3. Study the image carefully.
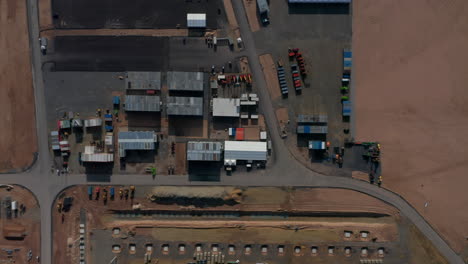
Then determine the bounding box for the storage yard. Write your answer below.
[52,185,449,264]
[0,185,40,263]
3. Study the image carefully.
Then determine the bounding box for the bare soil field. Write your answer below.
[259,54,281,101]
[0,0,37,172]
[353,0,468,256]
[41,28,189,38]
[242,0,261,32]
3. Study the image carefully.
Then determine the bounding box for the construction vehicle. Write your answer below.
[257,0,270,25]
[291,64,302,92]
[119,189,124,200]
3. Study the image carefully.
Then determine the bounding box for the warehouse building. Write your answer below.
[125,72,161,90]
[297,125,328,134]
[187,13,207,28]
[167,96,203,116]
[187,141,223,161]
[297,114,328,124]
[125,95,161,112]
[167,72,205,91]
[212,98,240,117]
[224,141,267,166]
[118,131,157,158]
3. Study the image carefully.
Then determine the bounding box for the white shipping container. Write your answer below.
[11,201,17,210]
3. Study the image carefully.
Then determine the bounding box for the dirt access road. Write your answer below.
[0,0,37,172]
[353,0,468,258]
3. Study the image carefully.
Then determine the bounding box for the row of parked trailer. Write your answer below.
[276,63,290,96]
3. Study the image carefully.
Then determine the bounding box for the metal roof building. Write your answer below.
[167,96,203,116]
[297,114,328,123]
[125,72,161,90]
[187,13,206,28]
[297,125,328,134]
[84,118,102,127]
[187,141,223,161]
[224,141,267,161]
[167,72,205,91]
[118,131,157,158]
[125,95,161,112]
[81,146,114,162]
[212,98,240,117]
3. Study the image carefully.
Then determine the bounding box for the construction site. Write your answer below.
[52,185,449,264]
[0,185,40,263]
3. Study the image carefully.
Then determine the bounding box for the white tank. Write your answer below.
[11,201,17,210]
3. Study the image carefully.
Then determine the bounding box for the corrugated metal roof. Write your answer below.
[167,72,205,91]
[126,72,161,90]
[212,98,240,117]
[187,13,206,28]
[118,131,156,157]
[187,141,222,161]
[224,141,267,161]
[296,114,328,123]
[125,95,161,112]
[167,96,203,116]
[84,118,102,127]
[297,125,328,134]
[81,153,114,162]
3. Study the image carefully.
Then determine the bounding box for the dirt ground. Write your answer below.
[0,0,37,172]
[259,54,281,101]
[0,185,41,263]
[41,28,189,38]
[242,0,261,32]
[38,0,52,30]
[353,0,468,256]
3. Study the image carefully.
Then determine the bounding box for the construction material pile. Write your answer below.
[148,187,242,207]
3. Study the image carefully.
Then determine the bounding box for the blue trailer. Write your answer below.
[342,101,351,117]
[88,186,93,200]
[110,187,115,200]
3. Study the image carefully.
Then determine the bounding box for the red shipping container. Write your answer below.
[235,128,245,141]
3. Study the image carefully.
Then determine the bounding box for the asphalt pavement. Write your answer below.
[8,0,464,263]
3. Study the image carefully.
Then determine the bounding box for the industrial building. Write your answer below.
[187,13,206,28]
[212,98,240,117]
[187,141,223,161]
[297,125,328,134]
[167,96,203,116]
[224,141,267,166]
[125,72,161,90]
[84,118,102,128]
[81,146,114,162]
[167,72,205,91]
[297,114,328,124]
[118,131,157,158]
[125,95,161,112]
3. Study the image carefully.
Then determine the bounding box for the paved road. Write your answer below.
[5,0,461,263]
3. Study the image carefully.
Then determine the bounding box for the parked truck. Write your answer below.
[257,0,270,25]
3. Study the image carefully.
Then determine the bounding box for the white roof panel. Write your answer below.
[187,13,206,28]
[213,98,240,117]
[224,141,267,161]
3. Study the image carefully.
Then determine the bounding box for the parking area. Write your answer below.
[51,0,227,29]
[252,1,353,174]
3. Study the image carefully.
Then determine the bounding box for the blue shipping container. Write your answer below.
[113,96,120,105]
[344,51,352,58]
[110,188,115,196]
[343,101,351,116]
[88,186,93,195]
